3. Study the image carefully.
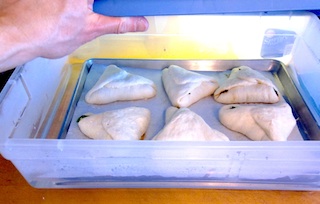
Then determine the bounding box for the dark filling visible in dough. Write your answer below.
[274,88,279,96]
[77,115,89,123]
[220,90,228,94]
[229,106,237,109]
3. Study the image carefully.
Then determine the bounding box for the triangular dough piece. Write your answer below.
[153,107,229,141]
[85,65,156,104]
[162,65,219,108]
[219,103,296,141]
[214,66,280,104]
[78,107,151,140]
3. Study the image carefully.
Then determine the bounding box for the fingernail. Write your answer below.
[136,17,149,31]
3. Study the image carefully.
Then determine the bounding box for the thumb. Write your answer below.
[89,15,149,35]
[116,17,149,33]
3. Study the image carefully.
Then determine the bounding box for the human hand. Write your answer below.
[0,0,149,72]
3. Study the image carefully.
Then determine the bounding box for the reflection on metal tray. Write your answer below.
[60,59,319,141]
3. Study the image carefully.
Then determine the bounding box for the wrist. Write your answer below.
[0,24,38,72]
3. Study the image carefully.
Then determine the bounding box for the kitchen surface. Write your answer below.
[1,6,320,204]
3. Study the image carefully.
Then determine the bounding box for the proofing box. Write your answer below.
[1,12,320,190]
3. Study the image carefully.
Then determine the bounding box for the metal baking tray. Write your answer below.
[59,59,319,141]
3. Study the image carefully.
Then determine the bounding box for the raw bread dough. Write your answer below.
[78,107,151,140]
[214,66,280,104]
[153,107,229,141]
[219,102,296,141]
[85,65,156,104]
[162,65,219,108]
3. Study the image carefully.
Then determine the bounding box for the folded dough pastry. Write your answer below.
[153,107,229,141]
[214,66,280,104]
[78,107,151,140]
[219,103,296,141]
[162,65,219,108]
[85,65,156,104]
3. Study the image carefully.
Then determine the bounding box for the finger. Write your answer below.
[87,0,94,10]
[89,14,149,35]
[117,17,149,33]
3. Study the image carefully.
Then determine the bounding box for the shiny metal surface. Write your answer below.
[88,59,281,71]
[60,59,319,140]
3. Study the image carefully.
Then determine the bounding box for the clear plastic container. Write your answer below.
[0,12,320,190]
